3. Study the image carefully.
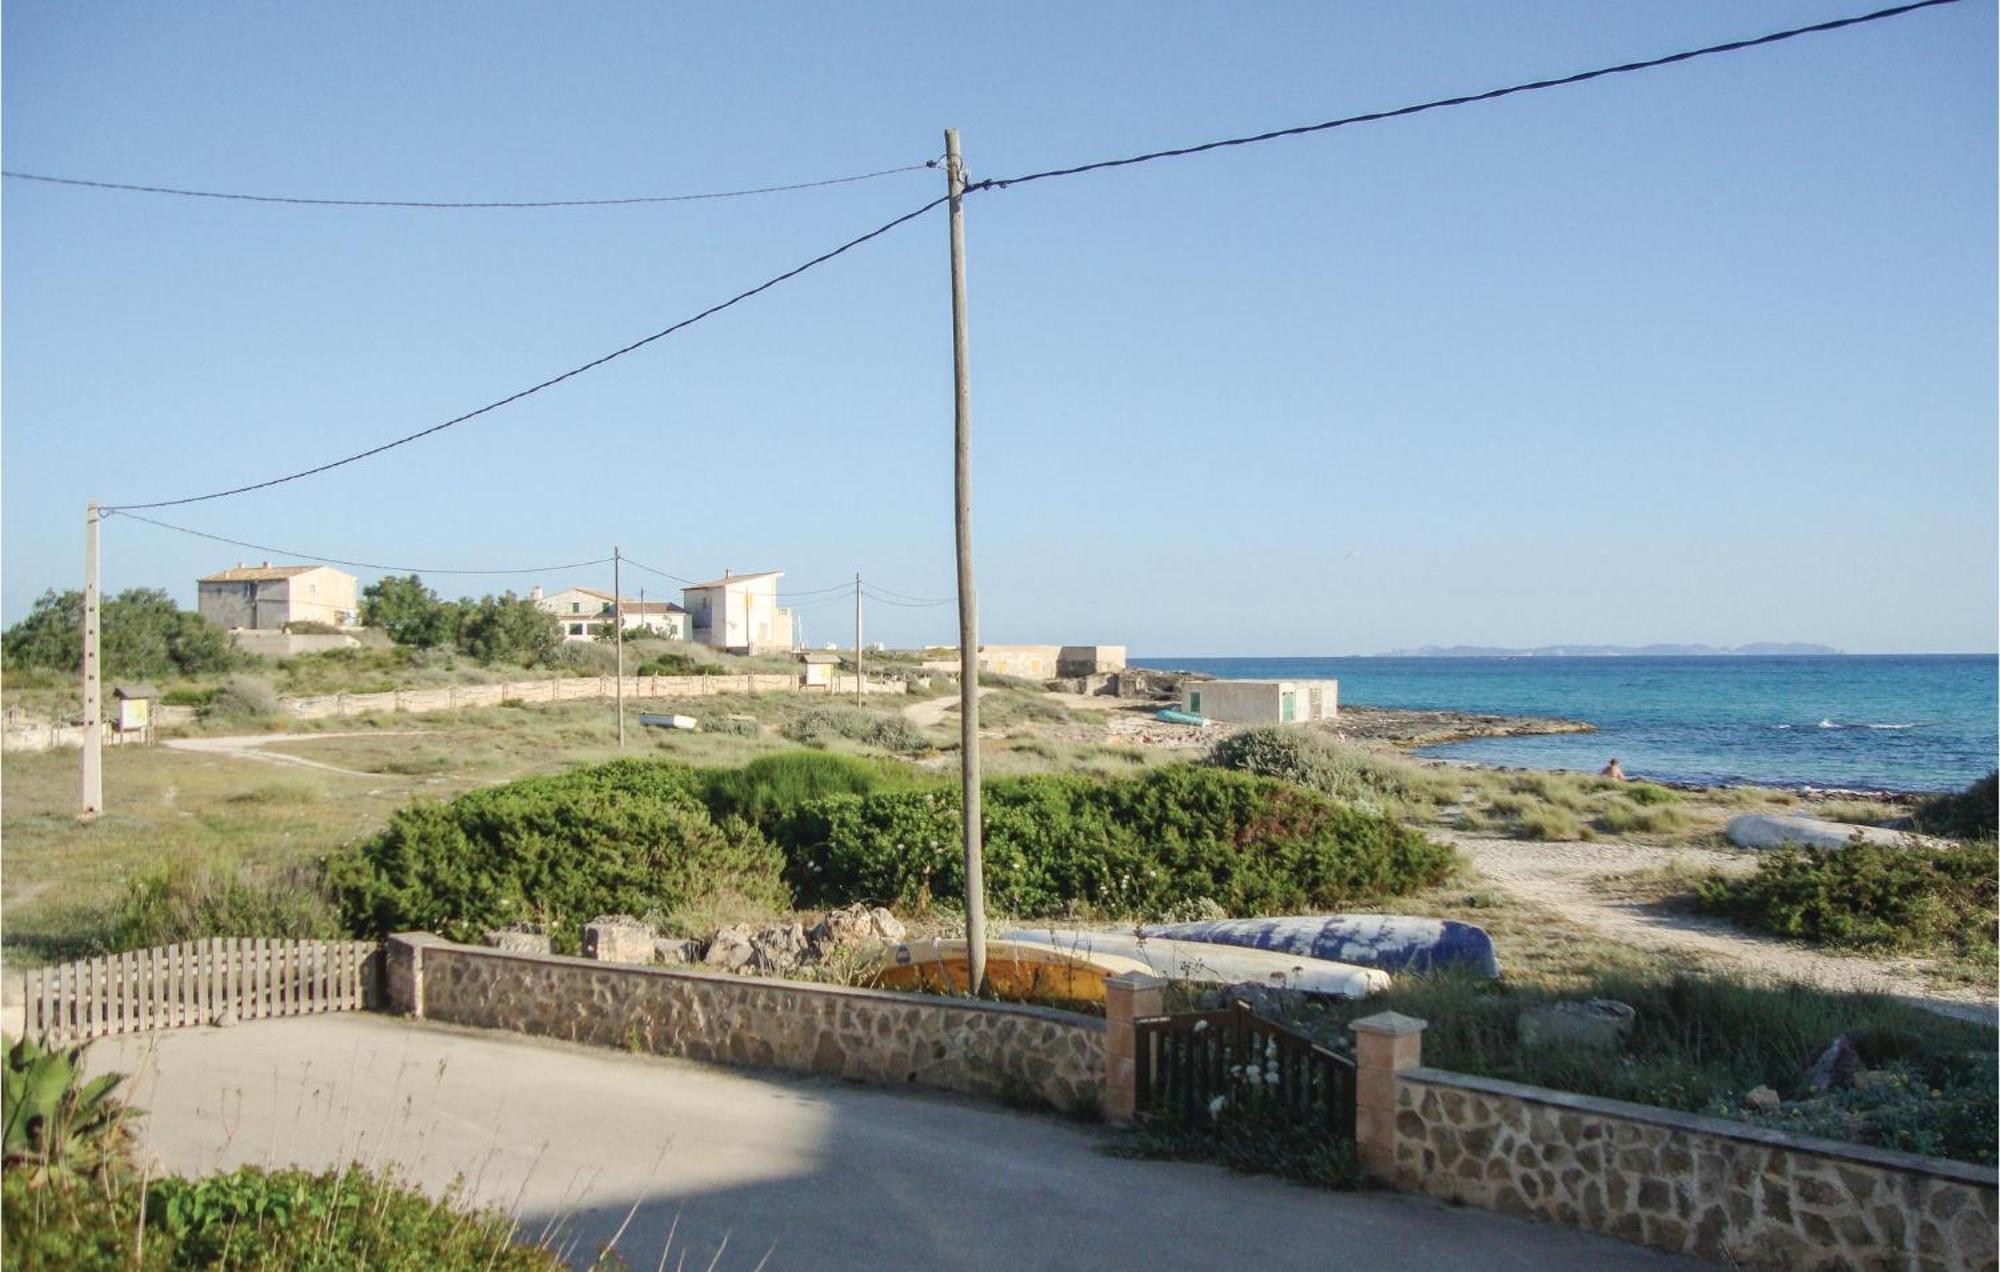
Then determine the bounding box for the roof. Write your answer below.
[627,601,686,615]
[682,570,783,591]
[549,586,615,601]
[797,651,842,663]
[198,563,334,583]
[111,683,160,698]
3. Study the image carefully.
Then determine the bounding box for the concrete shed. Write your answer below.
[1183,679,1338,726]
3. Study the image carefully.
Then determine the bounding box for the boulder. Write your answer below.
[808,904,906,952]
[703,926,757,972]
[1725,814,1939,853]
[1804,1035,1864,1093]
[868,907,907,943]
[1744,1085,1782,1113]
[484,925,552,956]
[653,938,702,966]
[583,916,658,964]
[1518,998,1636,1052]
[748,922,810,972]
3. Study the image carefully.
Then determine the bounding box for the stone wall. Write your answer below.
[1390,1065,1997,1270]
[280,673,802,721]
[387,935,1105,1115]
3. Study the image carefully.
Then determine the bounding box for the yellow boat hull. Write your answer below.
[868,939,1152,1004]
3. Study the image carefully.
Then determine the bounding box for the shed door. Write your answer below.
[1281,691,1296,723]
[1189,690,1202,715]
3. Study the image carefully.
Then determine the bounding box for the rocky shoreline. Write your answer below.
[1333,706,1596,749]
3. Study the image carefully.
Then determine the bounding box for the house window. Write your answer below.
[570,602,581,614]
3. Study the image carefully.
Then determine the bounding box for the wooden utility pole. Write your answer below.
[854,572,864,706]
[80,502,103,821]
[613,546,625,748]
[945,128,987,994]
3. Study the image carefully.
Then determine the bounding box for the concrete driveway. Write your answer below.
[91,1015,1698,1270]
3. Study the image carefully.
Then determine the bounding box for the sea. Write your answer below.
[1128,655,1997,794]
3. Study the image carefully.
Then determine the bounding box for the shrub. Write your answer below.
[636,652,719,677]
[774,764,1457,917]
[699,714,760,736]
[112,860,345,951]
[1591,797,1688,836]
[1694,839,1997,961]
[1206,727,1456,816]
[1514,805,1588,841]
[1913,771,1997,841]
[2,1037,137,1186]
[3,589,237,679]
[700,751,910,831]
[202,675,283,726]
[326,760,787,951]
[782,705,930,754]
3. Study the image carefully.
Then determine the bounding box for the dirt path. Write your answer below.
[900,687,987,729]
[162,731,421,779]
[1441,831,1995,1023]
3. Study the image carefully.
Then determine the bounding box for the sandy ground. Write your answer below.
[161,730,422,778]
[90,1014,1698,1271]
[1443,830,1996,1024]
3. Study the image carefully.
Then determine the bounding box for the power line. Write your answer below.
[103,193,951,512]
[862,588,953,608]
[969,0,1962,192]
[110,509,612,576]
[2,161,937,209]
[864,582,955,604]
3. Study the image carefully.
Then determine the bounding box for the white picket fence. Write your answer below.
[23,938,380,1044]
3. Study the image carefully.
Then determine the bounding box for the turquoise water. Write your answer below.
[1128,656,1997,793]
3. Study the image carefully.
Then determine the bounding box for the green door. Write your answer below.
[1189,690,1202,715]
[1281,691,1296,723]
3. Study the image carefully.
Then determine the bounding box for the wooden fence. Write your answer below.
[22,938,381,1044]
[1134,1000,1357,1139]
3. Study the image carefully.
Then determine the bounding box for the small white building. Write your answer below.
[681,570,794,655]
[798,650,841,690]
[1183,679,1338,726]
[197,563,358,630]
[534,587,689,642]
[623,600,688,641]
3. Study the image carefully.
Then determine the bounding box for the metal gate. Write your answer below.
[1133,1000,1356,1138]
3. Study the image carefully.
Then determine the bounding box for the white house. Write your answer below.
[534,586,689,642]
[1182,679,1338,725]
[623,600,688,641]
[197,563,358,630]
[681,570,794,655]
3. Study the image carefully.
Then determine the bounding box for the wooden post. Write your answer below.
[854,572,864,706]
[613,547,625,749]
[945,128,986,994]
[81,502,103,820]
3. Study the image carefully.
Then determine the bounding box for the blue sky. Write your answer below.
[5,1,1993,655]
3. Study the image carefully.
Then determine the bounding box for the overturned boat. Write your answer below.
[1002,927,1388,998]
[1138,914,1501,979]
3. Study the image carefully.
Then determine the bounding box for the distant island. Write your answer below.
[1376,643,1842,658]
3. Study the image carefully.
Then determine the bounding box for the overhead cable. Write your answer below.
[104,194,951,512]
[969,0,1963,192]
[110,510,611,576]
[2,161,936,209]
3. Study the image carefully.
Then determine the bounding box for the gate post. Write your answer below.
[1352,1011,1426,1183]
[1102,971,1164,1125]
[384,933,447,1018]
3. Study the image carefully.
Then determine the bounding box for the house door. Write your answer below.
[1281,691,1296,723]
[1189,690,1202,715]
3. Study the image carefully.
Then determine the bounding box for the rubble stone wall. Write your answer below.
[1393,1067,1997,1270]
[403,938,1105,1115]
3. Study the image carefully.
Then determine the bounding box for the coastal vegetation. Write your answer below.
[2,589,237,681]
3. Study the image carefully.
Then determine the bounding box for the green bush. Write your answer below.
[700,751,914,831]
[1694,839,1997,961]
[3,589,237,680]
[325,760,786,951]
[1913,771,1997,841]
[1,1163,573,1270]
[782,705,930,754]
[774,764,1457,917]
[1206,727,1456,816]
[3,1036,137,1186]
[636,652,719,677]
[202,676,283,726]
[113,860,345,951]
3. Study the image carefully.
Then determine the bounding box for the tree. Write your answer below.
[359,574,459,648]
[2,589,236,679]
[456,593,560,667]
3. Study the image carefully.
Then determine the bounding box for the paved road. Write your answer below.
[91,1015,1697,1271]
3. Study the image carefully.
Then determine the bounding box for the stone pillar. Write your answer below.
[1352,1011,1426,1184]
[1102,971,1165,1125]
[384,932,448,1018]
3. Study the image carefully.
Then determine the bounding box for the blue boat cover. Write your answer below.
[1139,914,1500,978]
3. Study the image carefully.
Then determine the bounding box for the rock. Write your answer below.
[484,925,552,956]
[652,938,701,966]
[1518,999,1636,1052]
[1804,1035,1864,1093]
[583,915,658,964]
[1725,813,1942,853]
[1744,1085,1782,1113]
[1851,1068,1900,1095]
[703,925,756,972]
[868,907,907,943]
[748,922,810,972]
[808,904,906,952]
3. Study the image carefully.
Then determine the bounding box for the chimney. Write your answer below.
[530,585,544,602]
[235,561,245,569]
[261,561,271,568]
[724,568,732,579]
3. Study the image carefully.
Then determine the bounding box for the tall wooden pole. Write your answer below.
[613,546,625,748]
[81,502,103,821]
[945,128,986,994]
[854,572,864,706]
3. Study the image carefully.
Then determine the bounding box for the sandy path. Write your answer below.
[1441,831,1995,1024]
[900,687,987,728]
[162,731,421,779]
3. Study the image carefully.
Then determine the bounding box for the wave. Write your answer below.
[1798,719,1918,731]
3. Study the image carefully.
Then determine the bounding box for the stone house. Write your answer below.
[681,571,794,655]
[197,563,358,630]
[1182,678,1338,725]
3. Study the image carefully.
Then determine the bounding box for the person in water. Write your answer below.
[1600,757,1627,781]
